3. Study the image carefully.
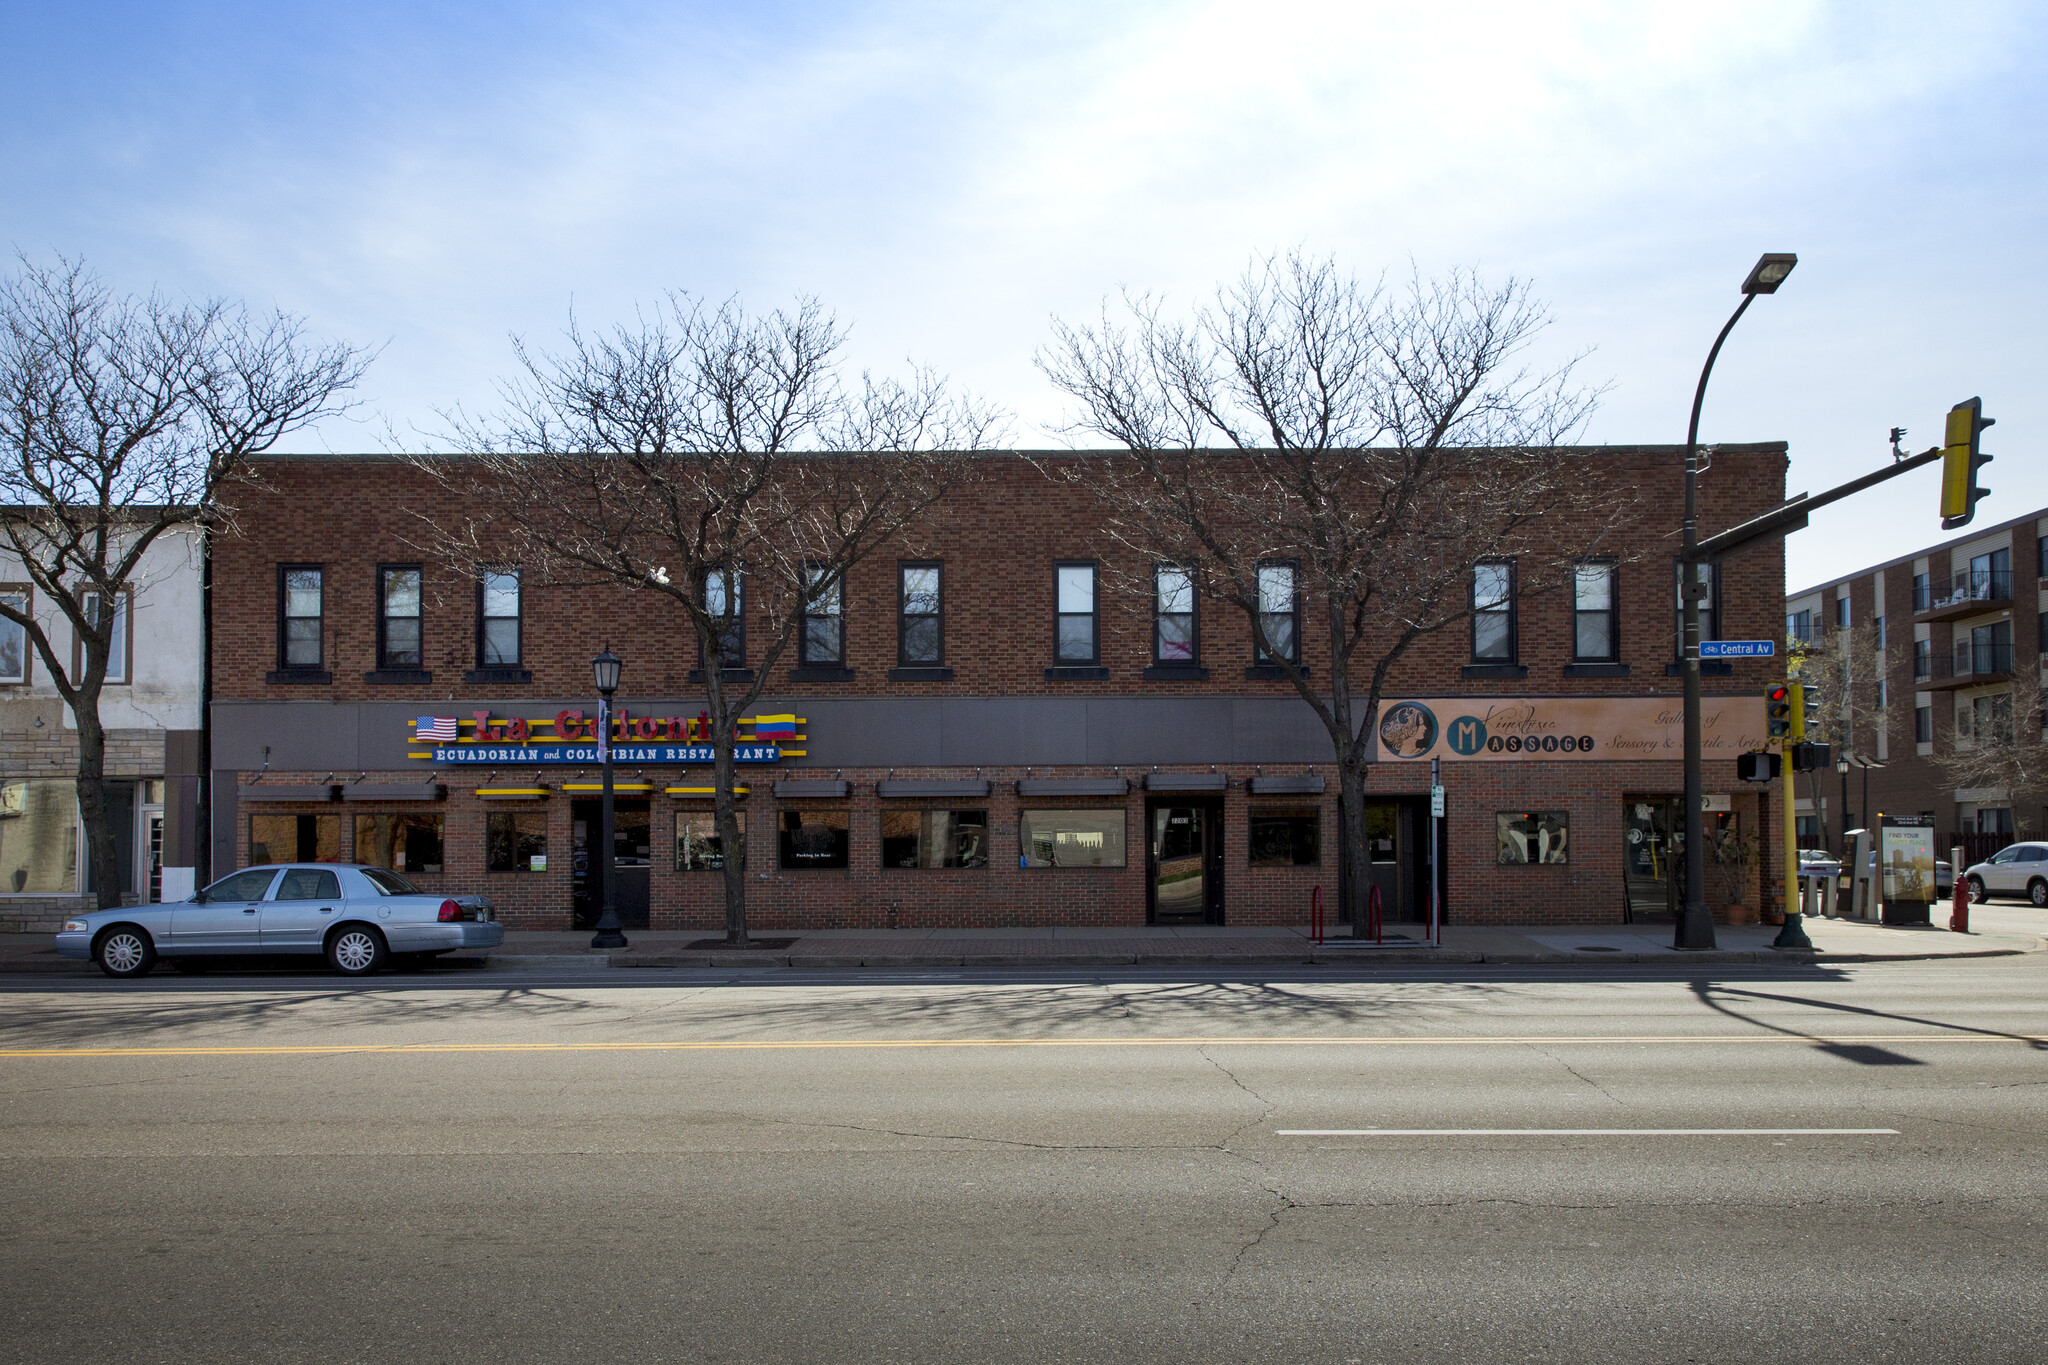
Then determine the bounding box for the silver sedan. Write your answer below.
[56,864,503,978]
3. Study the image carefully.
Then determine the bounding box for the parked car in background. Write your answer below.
[1964,842,2048,907]
[1798,849,1841,880]
[55,864,501,978]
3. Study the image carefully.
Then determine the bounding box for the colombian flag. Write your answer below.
[751,714,798,741]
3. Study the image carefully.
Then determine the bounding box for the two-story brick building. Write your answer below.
[206,445,1789,931]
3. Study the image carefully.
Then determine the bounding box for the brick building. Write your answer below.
[1785,505,2047,853]
[207,446,1790,931]
[0,526,207,933]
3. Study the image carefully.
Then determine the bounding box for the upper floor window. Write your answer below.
[1874,615,1886,649]
[704,568,743,666]
[279,565,323,670]
[898,563,942,665]
[1472,561,1515,662]
[1673,561,1719,655]
[2038,534,2047,580]
[1786,608,1814,647]
[78,588,130,684]
[479,569,521,667]
[1834,595,1850,629]
[1256,563,1299,663]
[802,565,843,666]
[1572,561,1618,662]
[1154,564,1196,663]
[377,566,423,670]
[1912,638,1932,678]
[1916,705,1932,744]
[1055,562,1098,665]
[0,587,29,684]
[1969,547,2010,599]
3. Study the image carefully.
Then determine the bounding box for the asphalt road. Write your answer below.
[3,957,2045,1364]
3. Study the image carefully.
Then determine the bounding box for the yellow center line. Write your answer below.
[0,1033,2043,1059]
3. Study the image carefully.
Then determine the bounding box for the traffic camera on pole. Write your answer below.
[1939,397,1994,530]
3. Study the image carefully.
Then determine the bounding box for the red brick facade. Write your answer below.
[211,445,1790,928]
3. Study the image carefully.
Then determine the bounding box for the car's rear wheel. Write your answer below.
[94,927,156,978]
[2030,880,2047,909]
[326,925,388,977]
[1968,876,1988,904]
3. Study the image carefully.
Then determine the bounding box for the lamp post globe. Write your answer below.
[1676,252,1796,951]
[589,644,627,949]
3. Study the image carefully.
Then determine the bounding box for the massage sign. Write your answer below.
[409,711,805,764]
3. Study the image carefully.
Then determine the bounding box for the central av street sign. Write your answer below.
[1699,640,1775,658]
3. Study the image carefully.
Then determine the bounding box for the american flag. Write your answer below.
[417,716,458,742]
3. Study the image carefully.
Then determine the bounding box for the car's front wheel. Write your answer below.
[326,925,389,977]
[2030,880,2047,909]
[1968,876,1988,904]
[94,926,156,979]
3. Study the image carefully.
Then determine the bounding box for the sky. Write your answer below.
[3,0,2043,591]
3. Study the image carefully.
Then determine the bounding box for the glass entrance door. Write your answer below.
[1623,796,1685,921]
[1149,801,1222,923]
[572,798,652,929]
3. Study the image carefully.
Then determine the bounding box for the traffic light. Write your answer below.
[1767,684,1792,739]
[1939,397,1995,530]
[1786,682,1805,741]
[1791,741,1832,772]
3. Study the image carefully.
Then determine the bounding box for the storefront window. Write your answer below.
[486,810,549,872]
[1497,811,1569,865]
[354,813,445,874]
[677,811,745,871]
[1248,806,1320,866]
[0,779,77,893]
[1019,809,1126,868]
[881,810,988,869]
[249,813,341,865]
[779,810,849,869]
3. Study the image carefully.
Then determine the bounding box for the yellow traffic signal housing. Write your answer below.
[1940,397,1994,529]
[1766,683,1792,739]
[1786,682,1805,741]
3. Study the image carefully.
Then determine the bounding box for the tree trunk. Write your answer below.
[75,699,119,911]
[713,734,748,946]
[1337,748,1372,932]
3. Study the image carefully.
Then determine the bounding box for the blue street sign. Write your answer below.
[1699,640,1775,658]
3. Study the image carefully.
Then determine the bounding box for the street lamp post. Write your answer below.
[589,645,627,950]
[1677,252,1797,951]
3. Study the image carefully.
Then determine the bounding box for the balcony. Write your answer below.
[1922,639,2015,690]
[1914,568,2012,622]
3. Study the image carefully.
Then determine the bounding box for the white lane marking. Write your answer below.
[1277,1128,1900,1136]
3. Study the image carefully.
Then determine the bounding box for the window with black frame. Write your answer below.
[354,813,445,874]
[1256,562,1298,663]
[1497,811,1569,865]
[1055,563,1097,664]
[479,569,520,667]
[1572,561,1617,662]
[378,566,423,670]
[279,565,323,670]
[485,810,548,872]
[779,810,849,869]
[1248,807,1319,866]
[899,563,942,665]
[1472,561,1515,662]
[802,564,843,666]
[677,811,745,871]
[704,568,744,666]
[881,810,988,868]
[1155,564,1196,664]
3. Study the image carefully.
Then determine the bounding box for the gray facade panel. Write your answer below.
[212,695,1344,771]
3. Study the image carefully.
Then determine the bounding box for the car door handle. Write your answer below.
[318,906,333,913]
[243,907,258,914]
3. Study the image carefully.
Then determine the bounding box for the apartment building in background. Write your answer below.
[1785,505,2047,853]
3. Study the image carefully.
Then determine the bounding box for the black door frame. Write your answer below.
[571,797,653,930]
[1144,795,1224,925]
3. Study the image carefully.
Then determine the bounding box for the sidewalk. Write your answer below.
[2,911,2036,975]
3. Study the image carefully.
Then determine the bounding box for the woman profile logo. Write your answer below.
[1378,702,1438,758]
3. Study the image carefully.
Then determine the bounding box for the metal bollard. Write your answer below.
[1949,846,1970,934]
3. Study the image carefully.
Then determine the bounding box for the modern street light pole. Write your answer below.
[589,645,627,950]
[1676,252,1797,951]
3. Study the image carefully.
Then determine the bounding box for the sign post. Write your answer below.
[1429,756,1442,948]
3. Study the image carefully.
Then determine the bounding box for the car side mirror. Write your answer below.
[189,891,207,904]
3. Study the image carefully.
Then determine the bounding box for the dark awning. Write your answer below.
[1015,778,1130,797]
[876,779,992,799]
[236,784,339,802]
[1143,773,1227,792]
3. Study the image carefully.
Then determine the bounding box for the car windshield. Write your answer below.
[360,867,420,896]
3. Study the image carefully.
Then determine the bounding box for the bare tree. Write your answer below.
[1933,653,2048,837]
[413,293,1005,944]
[0,256,368,908]
[1038,253,1616,927]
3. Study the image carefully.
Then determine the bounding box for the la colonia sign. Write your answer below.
[1376,697,1767,762]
